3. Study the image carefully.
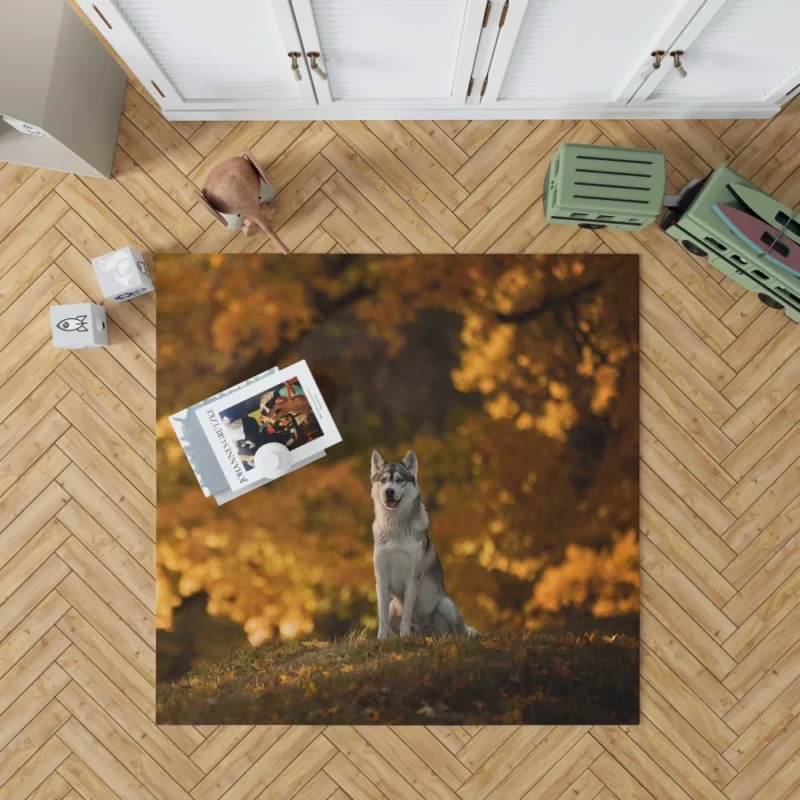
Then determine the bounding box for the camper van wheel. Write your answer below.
[758,293,784,310]
[682,240,707,257]
[578,223,606,229]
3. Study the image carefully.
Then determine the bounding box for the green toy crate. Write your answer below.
[660,165,800,322]
[544,143,667,231]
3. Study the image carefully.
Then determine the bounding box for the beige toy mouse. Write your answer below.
[195,149,289,254]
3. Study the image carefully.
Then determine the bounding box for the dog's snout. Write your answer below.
[385,488,395,499]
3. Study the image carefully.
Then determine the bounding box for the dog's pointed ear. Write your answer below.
[371,449,385,479]
[402,450,418,479]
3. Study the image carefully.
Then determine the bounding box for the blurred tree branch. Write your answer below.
[494,279,601,324]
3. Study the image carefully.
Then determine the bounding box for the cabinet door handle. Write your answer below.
[288,51,302,81]
[640,51,665,81]
[670,50,687,79]
[307,52,328,81]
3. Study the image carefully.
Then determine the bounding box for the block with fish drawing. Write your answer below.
[50,303,108,349]
[91,246,154,302]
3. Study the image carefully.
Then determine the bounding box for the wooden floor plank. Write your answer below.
[363,120,469,211]
[0,228,68,317]
[0,163,37,207]
[722,388,800,478]
[639,679,737,790]
[457,727,552,800]
[0,170,65,243]
[640,644,737,752]
[260,123,335,195]
[116,116,199,212]
[723,675,800,773]
[640,462,736,573]
[0,732,71,800]
[321,173,413,253]
[454,121,506,156]
[56,536,153,648]
[723,536,800,633]
[641,392,736,500]
[0,554,71,644]
[2,80,800,800]
[0,678,70,760]
[0,193,68,278]
[641,608,737,717]
[724,639,800,735]
[57,646,202,790]
[641,537,736,644]
[722,350,800,446]
[323,752,389,800]
[455,119,584,233]
[640,319,736,427]
[590,726,693,800]
[56,571,154,682]
[190,726,288,800]
[0,591,70,684]
[400,120,469,175]
[56,681,190,800]
[56,718,158,800]
[121,85,202,176]
[641,502,736,610]
[355,727,460,800]
[323,135,454,253]
[111,148,203,249]
[641,575,737,683]
[187,121,238,158]
[521,734,603,800]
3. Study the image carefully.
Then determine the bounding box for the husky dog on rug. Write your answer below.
[370,449,478,640]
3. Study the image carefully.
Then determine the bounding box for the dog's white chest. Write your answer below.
[374,539,423,596]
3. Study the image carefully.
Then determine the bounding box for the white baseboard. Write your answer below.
[163,104,780,122]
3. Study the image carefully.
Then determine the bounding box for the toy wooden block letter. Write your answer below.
[51,303,107,349]
[92,246,154,302]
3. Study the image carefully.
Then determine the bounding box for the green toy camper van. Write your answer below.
[660,165,800,322]
[543,143,667,232]
[543,141,800,323]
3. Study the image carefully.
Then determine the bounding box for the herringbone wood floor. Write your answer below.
[2,74,800,799]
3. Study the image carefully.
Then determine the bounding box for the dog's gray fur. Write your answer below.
[371,449,478,639]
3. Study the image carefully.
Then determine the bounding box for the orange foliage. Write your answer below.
[156,254,640,644]
[529,530,640,618]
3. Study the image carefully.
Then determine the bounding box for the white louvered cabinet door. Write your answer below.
[631,0,800,108]
[480,0,707,110]
[74,0,316,112]
[289,0,487,108]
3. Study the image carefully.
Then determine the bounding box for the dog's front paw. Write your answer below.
[377,628,390,641]
[399,625,412,637]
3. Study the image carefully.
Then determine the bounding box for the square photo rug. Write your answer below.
[156,253,639,726]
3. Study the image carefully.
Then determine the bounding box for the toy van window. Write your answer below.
[731,255,746,265]
[776,212,800,238]
[761,233,790,258]
[704,236,727,251]
[752,269,769,280]
[570,213,588,218]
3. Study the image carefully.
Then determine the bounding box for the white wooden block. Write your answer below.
[51,303,107,348]
[91,246,154,302]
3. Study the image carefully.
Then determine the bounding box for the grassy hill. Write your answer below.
[157,627,638,726]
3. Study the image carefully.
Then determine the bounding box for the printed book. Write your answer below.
[169,360,341,504]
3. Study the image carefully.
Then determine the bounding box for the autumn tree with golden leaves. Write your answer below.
[156,254,639,651]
